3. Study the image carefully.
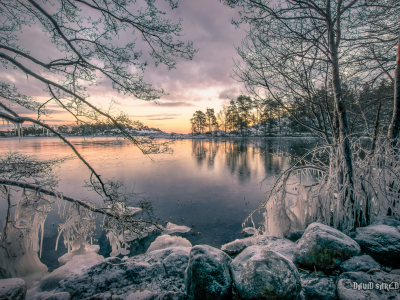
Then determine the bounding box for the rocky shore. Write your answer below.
[1,216,400,300]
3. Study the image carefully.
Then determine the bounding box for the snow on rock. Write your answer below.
[57,247,191,299]
[231,246,301,300]
[241,227,257,237]
[340,254,380,273]
[146,235,192,253]
[185,245,232,300]
[299,272,337,300]
[162,223,191,235]
[294,223,360,270]
[257,236,297,262]
[354,224,400,268]
[221,237,255,256]
[337,271,400,300]
[58,245,100,266]
[26,251,104,300]
[0,278,27,300]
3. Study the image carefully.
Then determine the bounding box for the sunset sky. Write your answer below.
[1,1,248,134]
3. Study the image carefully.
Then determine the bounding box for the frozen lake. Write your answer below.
[0,136,315,271]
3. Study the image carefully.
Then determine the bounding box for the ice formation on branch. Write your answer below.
[251,135,400,236]
[0,190,51,279]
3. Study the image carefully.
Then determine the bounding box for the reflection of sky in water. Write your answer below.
[0,137,315,270]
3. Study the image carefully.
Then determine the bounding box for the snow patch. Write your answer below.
[163,222,191,235]
[146,235,192,253]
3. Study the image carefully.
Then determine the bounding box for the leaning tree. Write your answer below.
[0,0,196,279]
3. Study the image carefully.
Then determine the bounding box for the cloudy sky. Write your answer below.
[2,1,248,133]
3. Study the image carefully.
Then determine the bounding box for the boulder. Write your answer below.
[340,255,380,273]
[58,247,191,299]
[44,292,71,300]
[146,235,192,253]
[33,251,104,295]
[154,291,186,300]
[257,236,296,262]
[371,216,400,227]
[231,246,301,300]
[300,273,337,300]
[283,230,305,242]
[294,223,360,270]
[185,245,232,300]
[125,290,155,300]
[337,271,400,300]
[0,278,27,300]
[337,278,380,300]
[241,227,257,237]
[221,237,255,256]
[354,224,400,267]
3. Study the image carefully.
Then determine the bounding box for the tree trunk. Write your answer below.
[328,19,354,186]
[387,33,400,142]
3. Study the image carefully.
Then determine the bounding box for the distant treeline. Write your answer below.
[0,115,161,137]
[190,95,306,136]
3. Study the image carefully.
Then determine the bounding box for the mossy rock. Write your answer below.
[294,223,360,270]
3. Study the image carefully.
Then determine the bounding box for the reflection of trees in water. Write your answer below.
[191,140,219,168]
[225,140,252,182]
[191,138,316,184]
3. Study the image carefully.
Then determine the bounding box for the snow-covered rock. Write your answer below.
[162,223,191,235]
[146,235,192,253]
[337,271,400,300]
[340,255,380,273]
[221,237,255,256]
[185,245,232,300]
[294,223,360,270]
[27,251,104,300]
[257,236,296,262]
[0,278,27,300]
[241,227,257,237]
[300,273,337,300]
[354,224,400,267]
[231,246,301,300]
[57,247,191,299]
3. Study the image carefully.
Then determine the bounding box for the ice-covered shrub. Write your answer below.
[248,135,400,235]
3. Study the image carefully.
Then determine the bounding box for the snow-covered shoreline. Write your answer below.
[3,217,400,300]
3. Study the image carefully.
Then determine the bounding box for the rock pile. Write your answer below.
[2,217,400,300]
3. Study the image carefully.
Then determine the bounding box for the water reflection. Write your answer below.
[0,137,316,274]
